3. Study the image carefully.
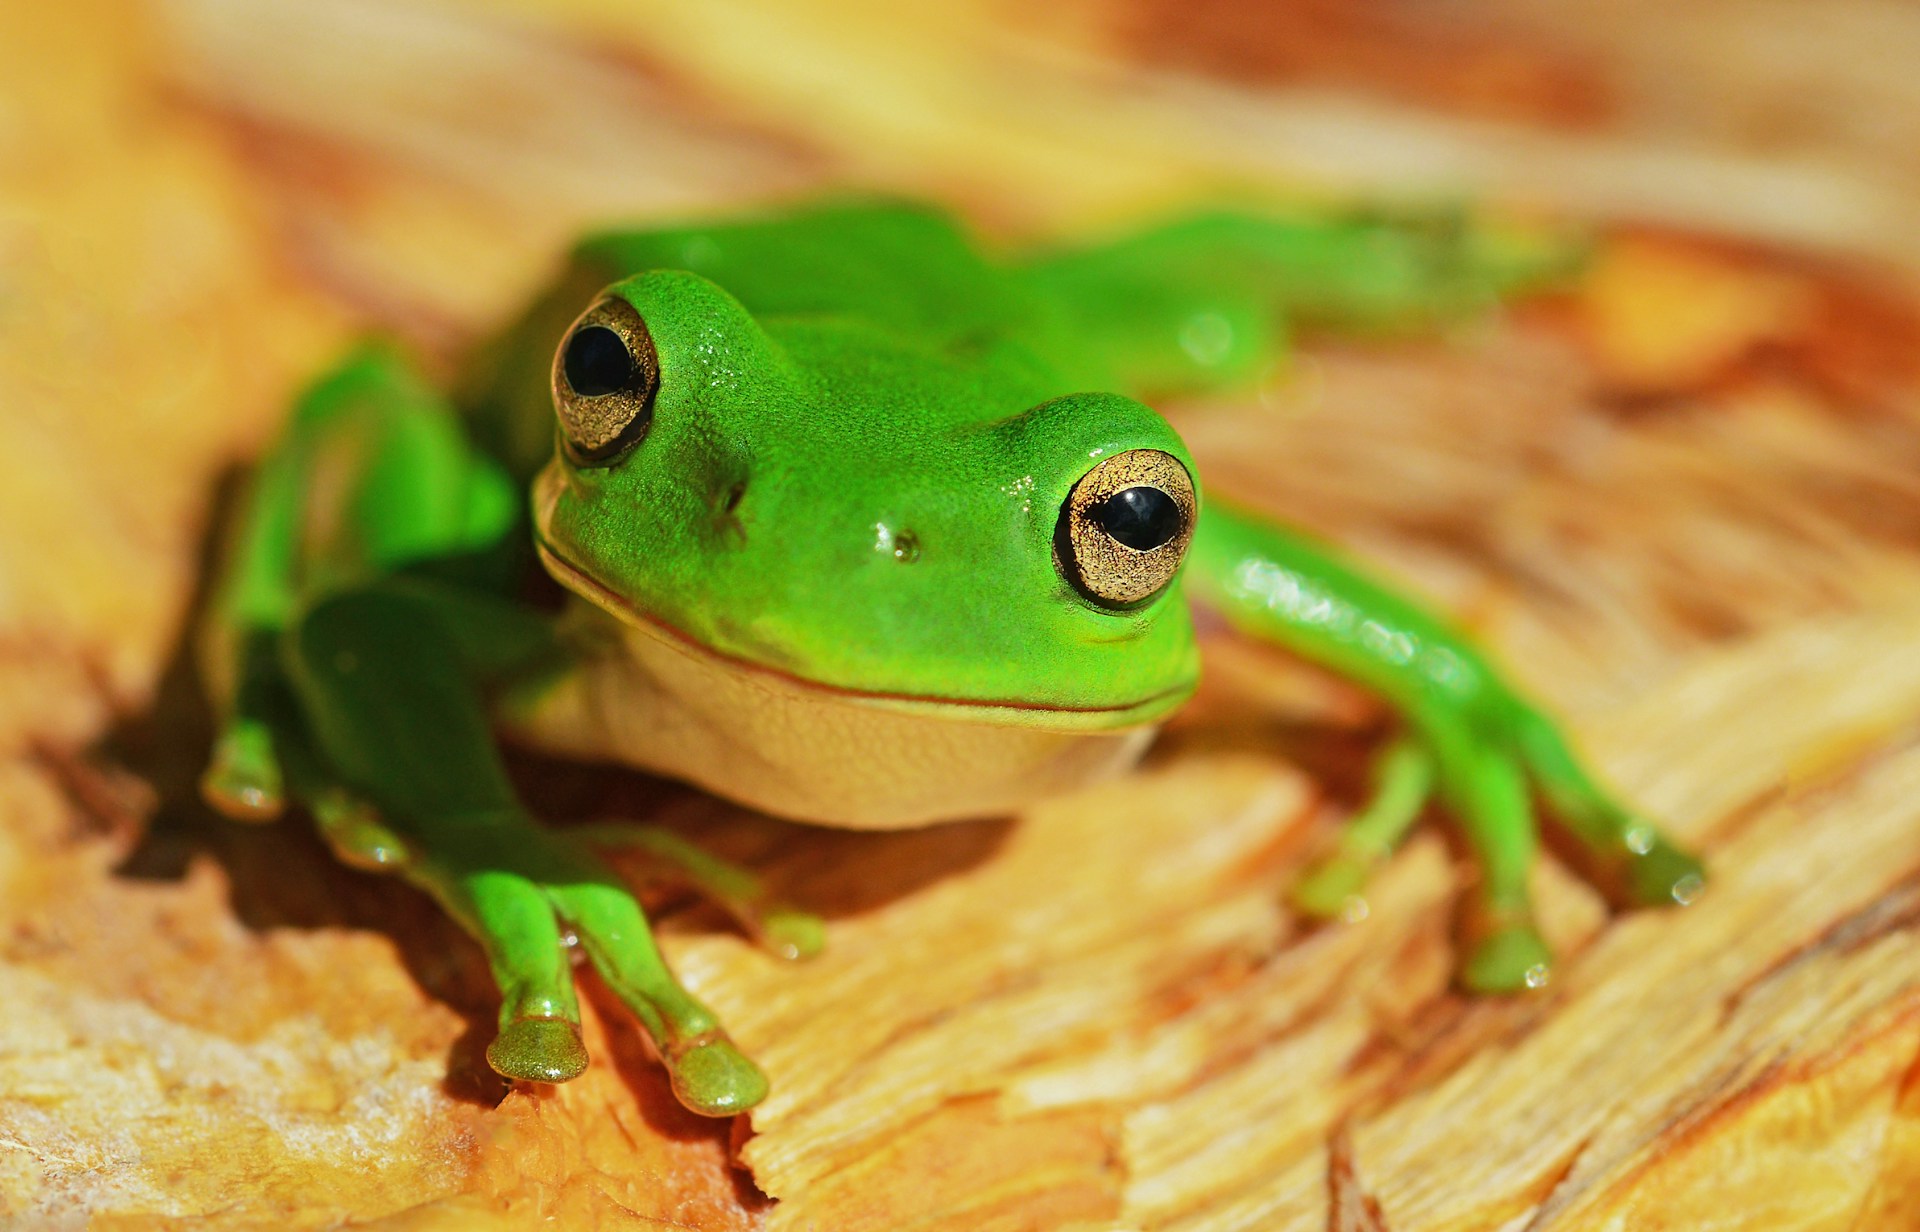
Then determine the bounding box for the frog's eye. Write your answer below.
[552,296,660,465]
[1056,449,1197,607]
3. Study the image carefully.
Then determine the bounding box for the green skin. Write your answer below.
[200,200,1703,1117]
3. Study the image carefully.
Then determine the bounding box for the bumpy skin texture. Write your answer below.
[200,199,1700,1114]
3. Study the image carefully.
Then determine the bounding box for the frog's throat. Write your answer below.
[532,536,1191,733]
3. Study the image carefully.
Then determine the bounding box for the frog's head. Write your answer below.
[532,271,1200,731]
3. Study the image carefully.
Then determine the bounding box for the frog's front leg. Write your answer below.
[1421,707,1553,990]
[1286,715,1552,988]
[1289,734,1433,920]
[283,583,767,1112]
[1512,707,1706,908]
[1187,503,1703,991]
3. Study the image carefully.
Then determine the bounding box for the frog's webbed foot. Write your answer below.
[412,824,768,1113]
[488,1015,590,1084]
[310,788,410,871]
[1286,704,1703,995]
[1459,905,1555,993]
[201,718,286,822]
[208,703,410,870]
[574,822,826,962]
[1512,707,1707,914]
[1591,827,1708,910]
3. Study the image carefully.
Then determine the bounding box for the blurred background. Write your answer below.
[110,0,1920,330]
[9,2,1920,1229]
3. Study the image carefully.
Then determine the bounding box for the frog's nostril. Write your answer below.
[1096,486,1182,552]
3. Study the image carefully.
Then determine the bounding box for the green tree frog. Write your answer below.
[198,200,1703,1117]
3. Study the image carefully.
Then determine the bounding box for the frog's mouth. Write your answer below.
[531,531,1191,732]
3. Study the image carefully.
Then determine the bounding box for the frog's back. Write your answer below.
[460,199,1056,484]
[576,199,1037,344]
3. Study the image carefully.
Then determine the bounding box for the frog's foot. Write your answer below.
[544,861,770,1114]
[575,822,825,962]
[1289,849,1378,921]
[1511,709,1707,911]
[310,788,410,871]
[1592,827,1708,909]
[415,826,770,1113]
[661,1030,769,1117]
[1459,907,1554,994]
[201,718,285,822]
[488,1015,590,1084]
[1288,736,1432,923]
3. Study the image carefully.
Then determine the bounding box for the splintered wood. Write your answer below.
[5,1,1920,1228]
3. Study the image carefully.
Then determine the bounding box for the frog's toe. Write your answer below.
[1289,854,1373,922]
[1460,921,1554,994]
[759,907,827,962]
[1608,833,1707,909]
[487,1016,590,1084]
[666,1032,769,1117]
[312,789,410,871]
[201,722,285,822]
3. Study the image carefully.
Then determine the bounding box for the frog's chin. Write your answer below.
[532,535,1191,732]
[518,534,1184,828]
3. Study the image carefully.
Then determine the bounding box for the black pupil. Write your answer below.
[564,325,634,397]
[1095,486,1182,551]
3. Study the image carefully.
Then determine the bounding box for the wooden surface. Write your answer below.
[7,2,1920,1228]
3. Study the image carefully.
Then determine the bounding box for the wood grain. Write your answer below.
[6,1,1920,1228]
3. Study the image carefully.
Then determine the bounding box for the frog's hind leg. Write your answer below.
[1290,735,1434,921]
[199,434,310,822]
[1015,207,1584,395]
[1512,706,1705,908]
[201,355,383,822]
[200,347,519,822]
[281,583,765,1109]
